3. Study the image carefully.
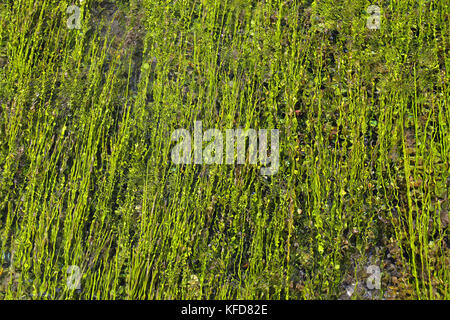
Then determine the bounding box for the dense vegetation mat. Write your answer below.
[0,0,448,299]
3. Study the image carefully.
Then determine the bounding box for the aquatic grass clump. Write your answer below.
[0,0,448,299]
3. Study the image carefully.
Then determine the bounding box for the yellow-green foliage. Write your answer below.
[0,0,448,299]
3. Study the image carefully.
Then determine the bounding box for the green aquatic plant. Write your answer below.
[0,0,448,300]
